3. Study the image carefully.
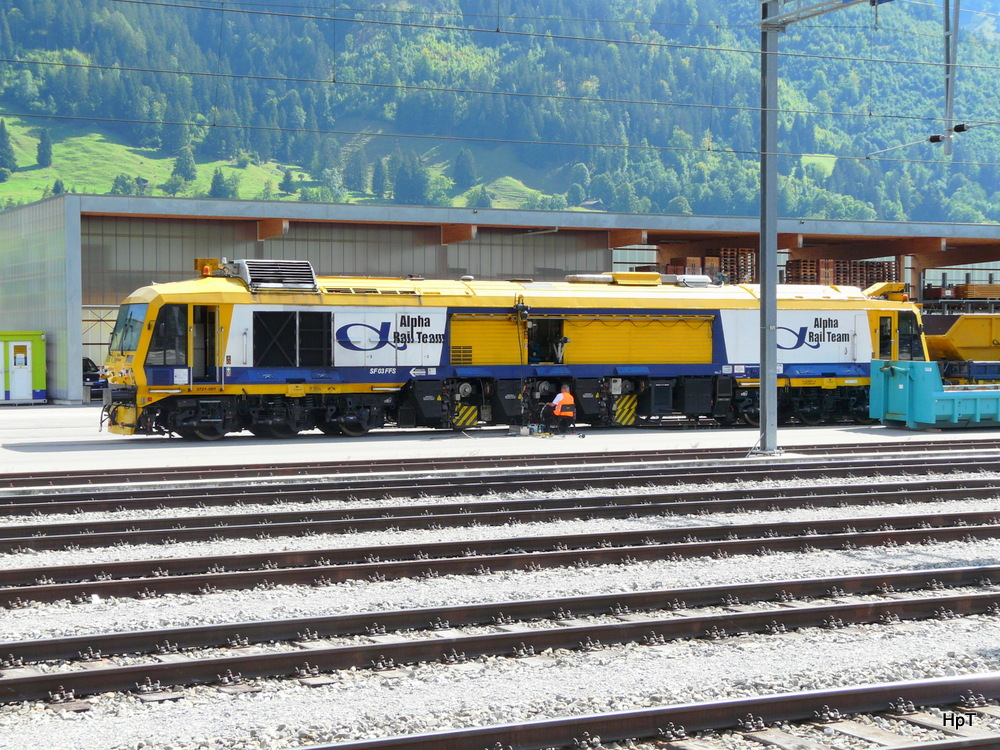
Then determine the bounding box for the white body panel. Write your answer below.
[225,306,448,369]
[721,310,871,365]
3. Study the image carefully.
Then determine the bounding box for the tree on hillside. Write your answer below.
[162,174,186,196]
[160,102,190,156]
[392,152,431,205]
[569,163,591,190]
[171,146,197,182]
[466,185,492,208]
[589,173,616,208]
[666,196,693,215]
[208,168,241,199]
[43,179,66,198]
[279,168,295,194]
[109,174,136,195]
[208,168,227,199]
[323,167,347,202]
[36,128,52,167]
[343,149,368,193]
[0,120,16,172]
[566,183,585,206]
[256,180,275,201]
[372,158,388,198]
[199,111,243,161]
[225,173,241,199]
[453,148,477,190]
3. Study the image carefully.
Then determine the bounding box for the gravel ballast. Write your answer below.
[4,472,1000,749]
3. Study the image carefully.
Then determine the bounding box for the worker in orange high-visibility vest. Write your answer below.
[548,384,576,435]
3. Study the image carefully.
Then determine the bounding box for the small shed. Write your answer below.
[0,331,46,404]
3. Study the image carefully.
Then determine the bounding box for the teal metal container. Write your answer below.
[870,359,1000,429]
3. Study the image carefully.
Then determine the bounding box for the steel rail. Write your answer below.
[4,475,1000,552]
[2,563,997,663]
[5,437,1000,490]
[3,513,999,607]
[1,594,999,707]
[2,453,997,518]
[4,506,996,585]
[286,674,1000,750]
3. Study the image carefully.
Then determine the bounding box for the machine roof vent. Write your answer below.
[228,259,319,292]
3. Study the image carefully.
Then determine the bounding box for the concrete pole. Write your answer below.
[759,1,780,454]
[943,0,961,156]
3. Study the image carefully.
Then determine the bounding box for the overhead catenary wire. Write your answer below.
[0,55,987,129]
[3,107,1000,170]
[104,0,1000,76]
[0,0,996,172]
[101,0,891,31]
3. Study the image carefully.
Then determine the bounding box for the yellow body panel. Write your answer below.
[563,316,712,365]
[925,315,1000,362]
[103,274,920,398]
[738,377,869,388]
[449,316,522,365]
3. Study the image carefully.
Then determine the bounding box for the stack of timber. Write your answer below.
[659,248,757,282]
[954,284,1000,299]
[785,259,896,287]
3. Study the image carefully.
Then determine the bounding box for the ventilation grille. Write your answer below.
[322,288,419,295]
[451,346,473,365]
[230,259,318,292]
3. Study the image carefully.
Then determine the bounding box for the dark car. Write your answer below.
[83,357,107,398]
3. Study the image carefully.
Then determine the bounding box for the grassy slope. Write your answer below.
[0,119,297,203]
[0,118,572,208]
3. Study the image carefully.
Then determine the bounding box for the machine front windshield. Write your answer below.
[108,303,149,353]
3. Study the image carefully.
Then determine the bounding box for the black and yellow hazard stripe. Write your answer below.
[613,393,637,425]
[451,403,479,428]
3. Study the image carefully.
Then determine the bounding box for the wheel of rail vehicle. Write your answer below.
[714,406,738,427]
[795,409,824,426]
[338,420,370,437]
[318,421,342,436]
[178,426,227,441]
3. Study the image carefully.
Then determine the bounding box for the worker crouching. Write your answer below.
[547,384,576,435]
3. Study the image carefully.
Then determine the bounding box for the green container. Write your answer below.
[0,331,46,404]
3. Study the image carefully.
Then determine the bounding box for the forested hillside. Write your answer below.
[0,0,998,221]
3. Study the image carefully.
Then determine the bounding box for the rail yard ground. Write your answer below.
[8,406,1000,749]
[4,403,1000,473]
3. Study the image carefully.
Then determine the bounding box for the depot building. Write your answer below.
[2,193,999,402]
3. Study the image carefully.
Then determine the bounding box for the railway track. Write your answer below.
[3,506,999,606]
[1,566,998,704]
[294,674,1000,750]
[6,442,1000,749]
[4,452,1000,520]
[4,437,1000,492]
[4,473,1000,552]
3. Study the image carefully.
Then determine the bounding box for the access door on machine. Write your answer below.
[192,305,220,383]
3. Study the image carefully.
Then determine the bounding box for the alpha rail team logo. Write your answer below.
[777,318,851,350]
[336,314,446,352]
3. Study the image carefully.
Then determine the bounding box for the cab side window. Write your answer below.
[897,311,924,361]
[146,304,188,366]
